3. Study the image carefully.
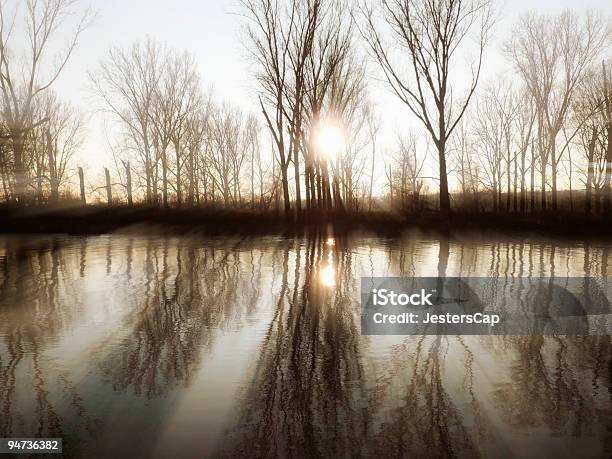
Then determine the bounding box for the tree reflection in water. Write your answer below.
[0,237,98,456]
[0,233,611,458]
[223,231,370,458]
[99,236,256,398]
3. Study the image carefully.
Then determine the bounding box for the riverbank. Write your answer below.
[0,204,611,239]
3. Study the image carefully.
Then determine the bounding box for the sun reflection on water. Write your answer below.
[319,237,336,287]
[320,264,336,287]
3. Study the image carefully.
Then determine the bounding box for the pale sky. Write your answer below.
[30,0,612,191]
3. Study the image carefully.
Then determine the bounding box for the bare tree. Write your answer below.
[206,103,253,206]
[183,102,210,206]
[43,95,84,202]
[451,117,480,209]
[602,60,612,210]
[244,114,261,207]
[324,48,368,210]
[390,131,427,210]
[506,10,611,210]
[473,87,506,211]
[573,65,611,213]
[89,38,164,203]
[283,0,322,212]
[165,52,201,206]
[365,104,380,210]
[302,2,353,211]
[514,92,536,212]
[0,0,91,201]
[361,0,494,213]
[241,0,295,212]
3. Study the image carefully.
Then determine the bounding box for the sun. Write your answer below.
[316,124,345,160]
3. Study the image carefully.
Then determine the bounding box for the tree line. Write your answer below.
[0,0,610,216]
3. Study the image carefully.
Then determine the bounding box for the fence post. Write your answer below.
[78,167,86,204]
[105,168,112,206]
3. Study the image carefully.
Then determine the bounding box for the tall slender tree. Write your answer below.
[361,0,494,213]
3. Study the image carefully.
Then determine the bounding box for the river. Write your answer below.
[0,230,610,458]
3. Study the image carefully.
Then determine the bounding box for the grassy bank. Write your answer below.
[0,204,611,238]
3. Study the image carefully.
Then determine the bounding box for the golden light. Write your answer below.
[316,124,345,160]
[326,237,335,246]
[320,263,336,287]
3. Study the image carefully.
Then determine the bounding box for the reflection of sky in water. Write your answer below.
[0,231,610,458]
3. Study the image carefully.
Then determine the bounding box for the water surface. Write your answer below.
[0,230,611,458]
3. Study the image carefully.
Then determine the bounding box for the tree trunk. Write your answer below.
[46,130,59,203]
[305,166,311,210]
[388,164,393,204]
[251,144,255,209]
[78,167,86,204]
[520,150,526,213]
[585,127,597,214]
[175,141,182,207]
[281,166,290,213]
[497,168,502,211]
[153,159,158,205]
[506,154,511,212]
[188,148,195,206]
[162,149,168,207]
[551,141,558,211]
[604,122,612,212]
[11,130,27,202]
[203,168,208,204]
[144,127,152,203]
[105,168,112,206]
[322,161,333,209]
[492,180,498,212]
[293,148,301,212]
[437,140,451,213]
[145,159,152,204]
[0,153,10,201]
[36,174,43,203]
[540,156,547,211]
[369,140,376,211]
[125,161,133,206]
[316,162,322,208]
[513,153,518,211]
[603,61,612,212]
[258,150,264,206]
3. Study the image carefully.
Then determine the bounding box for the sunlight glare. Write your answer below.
[320,263,336,287]
[317,124,344,160]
